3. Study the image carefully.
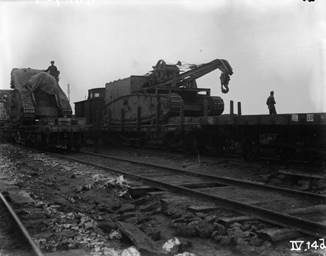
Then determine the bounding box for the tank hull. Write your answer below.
[105,93,183,126]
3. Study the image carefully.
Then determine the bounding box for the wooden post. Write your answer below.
[230,100,234,115]
[121,109,125,133]
[237,102,242,116]
[107,108,111,129]
[94,109,102,152]
[180,103,184,131]
[137,106,141,134]
[155,96,160,134]
[203,98,208,118]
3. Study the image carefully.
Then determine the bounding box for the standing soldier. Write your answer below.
[45,61,60,82]
[266,91,277,115]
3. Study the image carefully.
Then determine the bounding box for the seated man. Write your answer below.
[45,60,60,82]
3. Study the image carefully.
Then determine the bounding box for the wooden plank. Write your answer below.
[148,191,168,196]
[117,221,162,254]
[45,249,89,256]
[217,216,256,226]
[181,182,226,189]
[278,169,325,179]
[286,205,326,215]
[258,228,301,242]
[188,205,219,212]
[129,186,161,197]
[9,190,35,204]
[0,180,18,192]
[160,196,194,204]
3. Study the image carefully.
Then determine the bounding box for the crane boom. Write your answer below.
[148,59,233,94]
[177,59,233,93]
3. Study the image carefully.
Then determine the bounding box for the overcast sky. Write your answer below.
[0,0,325,114]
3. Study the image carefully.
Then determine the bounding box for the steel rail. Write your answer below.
[81,151,326,202]
[58,153,326,237]
[0,192,44,256]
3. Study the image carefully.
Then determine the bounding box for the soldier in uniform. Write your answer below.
[266,91,277,115]
[45,61,60,82]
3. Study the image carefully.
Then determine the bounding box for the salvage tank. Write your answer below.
[10,68,72,122]
[104,76,183,126]
[104,59,233,127]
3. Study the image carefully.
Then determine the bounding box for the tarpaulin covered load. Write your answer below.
[10,68,72,120]
[0,90,11,122]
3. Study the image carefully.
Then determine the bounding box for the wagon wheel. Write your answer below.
[14,131,23,145]
[35,134,43,148]
[162,132,179,150]
[73,133,82,152]
[41,133,51,150]
[182,132,201,155]
[242,139,260,161]
[278,146,294,162]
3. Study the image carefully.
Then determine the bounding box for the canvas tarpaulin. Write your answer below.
[10,68,72,116]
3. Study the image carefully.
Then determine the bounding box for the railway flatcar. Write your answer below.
[75,59,326,161]
[198,112,326,161]
[1,68,85,150]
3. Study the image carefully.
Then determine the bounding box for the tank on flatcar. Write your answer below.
[74,59,233,147]
[6,68,85,150]
[10,68,71,121]
[102,59,232,130]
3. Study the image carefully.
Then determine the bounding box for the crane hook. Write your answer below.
[220,73,230,94]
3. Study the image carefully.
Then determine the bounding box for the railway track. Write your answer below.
[57,151,326,237]
[82,151,326,201]
[0,192,44,256]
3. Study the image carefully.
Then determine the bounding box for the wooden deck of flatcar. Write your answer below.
[201,113,326,126]
[103,112,326,133]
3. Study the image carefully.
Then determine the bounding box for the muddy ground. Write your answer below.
[0,144,324,256]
